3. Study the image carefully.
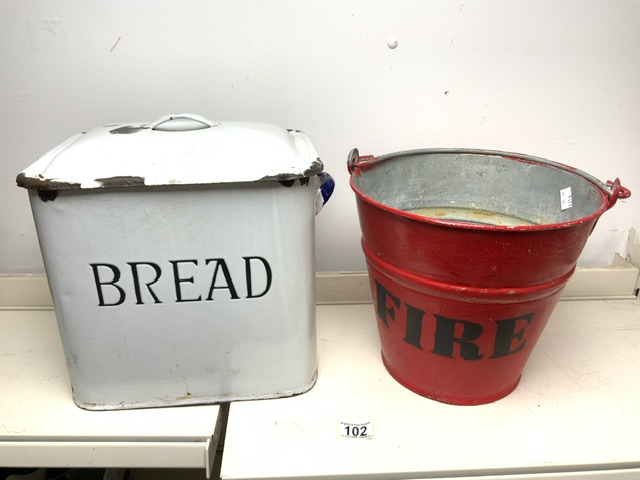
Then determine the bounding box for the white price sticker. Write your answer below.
[560,187,573,210]
[338,421,373,439]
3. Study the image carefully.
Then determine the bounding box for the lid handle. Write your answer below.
[149,113,218,131]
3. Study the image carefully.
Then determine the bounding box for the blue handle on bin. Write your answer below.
[316,172,334,214]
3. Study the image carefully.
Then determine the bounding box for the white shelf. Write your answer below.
[3,297,640,479]
[0,309,223,476]
[221,300,640,480]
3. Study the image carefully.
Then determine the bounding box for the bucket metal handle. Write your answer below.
[604,178,632,209]
[347,148,376,175]
[347,148,360,173]
[527,154,631,209]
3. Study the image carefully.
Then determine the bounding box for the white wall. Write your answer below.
[2,0,639,273]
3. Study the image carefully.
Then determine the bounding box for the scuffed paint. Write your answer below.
[26,17,72,50]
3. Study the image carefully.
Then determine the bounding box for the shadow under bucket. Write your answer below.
[348,148,630,405]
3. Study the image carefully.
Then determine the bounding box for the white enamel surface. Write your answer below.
[28,180,318,409]
[0,310,222,439]
[19,115,321,189]
[0,311,223,470]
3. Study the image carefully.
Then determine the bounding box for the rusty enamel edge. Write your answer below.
[16,116,325,192]
[15,172,81,191]
[259,158,324,182]
[17,158,325,192]
[17,161,325,194]
[16,172,149,191]
[17,170,324,191]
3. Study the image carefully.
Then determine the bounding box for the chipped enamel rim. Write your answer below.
[17,114,324,191]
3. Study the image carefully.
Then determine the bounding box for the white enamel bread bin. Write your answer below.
[17,114,334,410]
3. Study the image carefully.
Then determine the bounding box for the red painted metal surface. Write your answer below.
[349,149,630,405]
[365,241,569,405]
[354,193,599,288]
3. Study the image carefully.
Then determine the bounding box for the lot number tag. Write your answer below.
[338,421,373,439]
[560,187,573,210]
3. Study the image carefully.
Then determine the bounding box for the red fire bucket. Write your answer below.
[348,148,630,405]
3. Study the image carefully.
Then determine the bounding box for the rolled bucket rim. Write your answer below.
[363,239,574,303]
[348,148,624,232]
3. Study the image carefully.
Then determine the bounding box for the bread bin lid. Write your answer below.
[16,113,323,191]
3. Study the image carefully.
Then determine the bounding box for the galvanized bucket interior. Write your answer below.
[351,149,608,228]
